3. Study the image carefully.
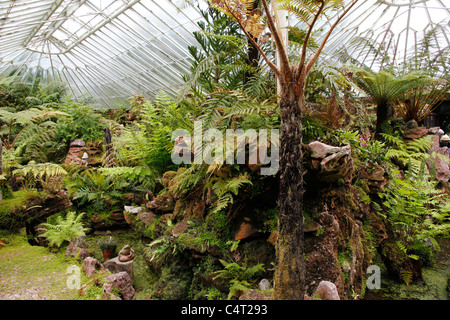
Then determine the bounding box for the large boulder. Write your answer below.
[304,141,353,183]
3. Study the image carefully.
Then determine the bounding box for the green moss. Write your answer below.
[357,186,371,205]
[0,232,83,300]
[0,182,13,200]
[338,246,353,284]
[0,189,39,230]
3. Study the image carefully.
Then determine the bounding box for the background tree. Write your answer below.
[194,0,359,299]
[349,68,435,137]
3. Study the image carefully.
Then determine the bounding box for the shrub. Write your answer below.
[55,104,106,144]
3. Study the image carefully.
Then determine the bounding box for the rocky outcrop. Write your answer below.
[64,139,86,165]
[359,163,389,194]
[304,141,353,183]
[301,186,372,299]
[64,139,103,167]
[8,191,73,245]
[90,210,129,232]
[427,134,450,183]
[147,192,175,213]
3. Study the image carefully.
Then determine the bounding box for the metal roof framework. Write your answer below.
[0,0,449,108]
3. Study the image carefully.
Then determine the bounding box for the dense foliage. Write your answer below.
[0,4,449,301]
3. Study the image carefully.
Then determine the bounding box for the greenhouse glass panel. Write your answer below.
[0,0,448,108]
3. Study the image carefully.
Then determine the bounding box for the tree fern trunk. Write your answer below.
[272,83,305,300]
[243,0,261,85]
[0,138,2,204]
[0,139,3,203]
[376,101,389,138]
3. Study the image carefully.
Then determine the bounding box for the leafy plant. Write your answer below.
[400,270,413,287]
[55,103,106,144]
[98,166,155,191]
[395,76,450,123]
[213,259,265,299]
[376,163,449,264]
[381,133,444,175]
[98,236,117,252]
[70,169,127,211]
[13,161,67,190]
[39,211,87,248]
[179,6,252,98]
[112,92,193,173]
[208,173,253,215]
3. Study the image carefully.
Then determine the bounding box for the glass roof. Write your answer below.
[0,0,449,108]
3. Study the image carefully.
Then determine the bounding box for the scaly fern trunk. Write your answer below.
[0,138,2,204]
[272,80,305,300]
[376,101,390,138]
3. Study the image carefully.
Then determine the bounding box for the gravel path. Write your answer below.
[0,239,79,300]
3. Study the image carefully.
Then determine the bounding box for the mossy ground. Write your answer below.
[363,237,450,300]
[0,229,158,300]
[0,230,80,300]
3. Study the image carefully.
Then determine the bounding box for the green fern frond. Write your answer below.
[39,212,87,248]
[400,270,413,286]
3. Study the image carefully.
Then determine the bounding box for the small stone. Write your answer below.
[172,220,190,238]
[267,230,278,246]
[314,281,340,300]
[405,119,418,130]
[124,206,142,215]
[118,244,135,262]
[342,261,351,273]
[70,139,86,148]
[233,218,259,241]
[258,279,271,291]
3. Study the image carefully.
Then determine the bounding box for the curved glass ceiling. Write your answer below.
[0,0,449,108]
